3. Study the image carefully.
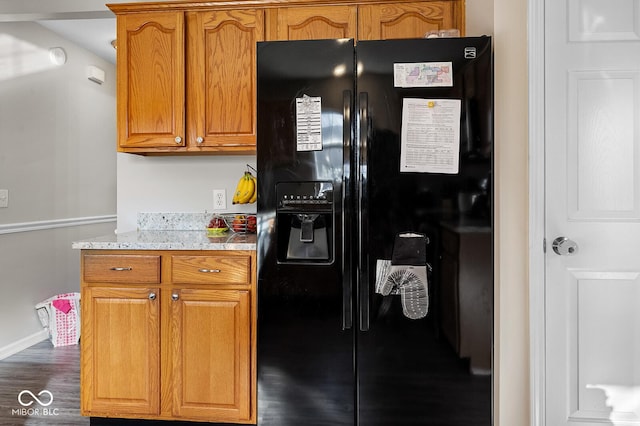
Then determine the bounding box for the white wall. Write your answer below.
[466,0,494,36]
[493,0,529,424]
[0,22,116,354]
[116,154,257,232]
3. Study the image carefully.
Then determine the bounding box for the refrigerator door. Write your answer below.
[355,37,493,425]
[256,39,356,426]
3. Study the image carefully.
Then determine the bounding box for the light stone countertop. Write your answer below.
[72,212,257,251]
[71,230,256,251]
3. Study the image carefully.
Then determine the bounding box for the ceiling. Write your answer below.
[37,18,116,64]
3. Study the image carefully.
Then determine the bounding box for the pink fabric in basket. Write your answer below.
[52,299,72,314]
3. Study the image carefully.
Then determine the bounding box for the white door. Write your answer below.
[545,0,640,425]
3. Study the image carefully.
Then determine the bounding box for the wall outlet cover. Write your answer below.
[213,189,226,210]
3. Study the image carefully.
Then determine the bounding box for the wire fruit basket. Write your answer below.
[223,214,257,234]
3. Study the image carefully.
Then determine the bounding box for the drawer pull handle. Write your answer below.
[110,267,132,271]
[198,268,221,273]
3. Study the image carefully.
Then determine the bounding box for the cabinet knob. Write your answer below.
[196,136,204,144]
[175,136,182,144]
[171,293,179,301]
[148,292,157,300]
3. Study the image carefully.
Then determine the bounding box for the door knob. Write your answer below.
[552,237,578,256]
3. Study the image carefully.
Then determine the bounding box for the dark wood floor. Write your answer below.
[0,341,88,426]
[0,336,491,426]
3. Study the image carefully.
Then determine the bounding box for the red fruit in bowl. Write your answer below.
[208,217,226,228]
[246,215,257,232]
[207,216,228,234]
[231,215,246,232]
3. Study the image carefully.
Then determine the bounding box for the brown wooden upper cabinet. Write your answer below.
[114,8,263,154]
[266,6,357,40]
[110,0,463,155]
[267,1,463,41]
[358,1,463,40]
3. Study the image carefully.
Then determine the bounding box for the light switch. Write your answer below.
[0,189,7,208]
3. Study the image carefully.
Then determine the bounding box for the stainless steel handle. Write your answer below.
[148,292,157,300]
[552,237,578,256]
[175,136,182,144]
[196,136,204,144]
[358,91,370,332]
[171,293,179,301]
[342,89,353,330]
[198,268,221,273]
[110,267,132,271]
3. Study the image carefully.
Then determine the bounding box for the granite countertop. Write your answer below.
[72,212,257,251]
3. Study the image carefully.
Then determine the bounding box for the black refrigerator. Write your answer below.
[256,37,493,426]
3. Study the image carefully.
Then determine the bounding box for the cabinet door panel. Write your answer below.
[171,289,251,421]
[358,2,460,40]
[187,10,264,150]
[268,6,357,40]
[81,286,160,415]
[117,12,185,149]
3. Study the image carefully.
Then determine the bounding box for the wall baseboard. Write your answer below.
[0,330,49,360]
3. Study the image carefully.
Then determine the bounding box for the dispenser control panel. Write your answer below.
[276,181,333,210]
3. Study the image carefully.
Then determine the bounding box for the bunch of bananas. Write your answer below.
[232,171,257,204]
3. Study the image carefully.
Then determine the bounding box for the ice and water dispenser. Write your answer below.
[276,181,334,263]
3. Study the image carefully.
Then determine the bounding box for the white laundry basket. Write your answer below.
[35,292,81,347]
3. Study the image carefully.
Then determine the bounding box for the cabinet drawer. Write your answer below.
[83,254,161,283]
[172,255,250,285]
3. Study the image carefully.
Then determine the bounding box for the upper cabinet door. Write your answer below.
[358,1,463,40]
[117,12,185,150]
[267,6,357,40]
[186,10,264,151]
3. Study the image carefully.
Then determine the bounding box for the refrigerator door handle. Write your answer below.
[342,90,353,330]
[358,91,370,332]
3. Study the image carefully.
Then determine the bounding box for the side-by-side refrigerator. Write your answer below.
[256,37,493,426]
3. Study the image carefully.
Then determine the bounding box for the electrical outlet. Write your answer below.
[213,189,226,210]
[0,189,7,208]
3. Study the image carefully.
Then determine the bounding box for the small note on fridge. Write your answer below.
[296,95,323,151]
[393,62,453,88]
[400,98,461,174]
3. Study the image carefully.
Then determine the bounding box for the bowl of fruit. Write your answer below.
[206,214,229,235]
[223,214,257,234]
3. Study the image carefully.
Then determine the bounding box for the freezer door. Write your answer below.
[355,37,493,426]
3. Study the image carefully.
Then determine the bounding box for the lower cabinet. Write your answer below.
[171,288,251,420]
[80,250,256,424]
[81,286,161,416]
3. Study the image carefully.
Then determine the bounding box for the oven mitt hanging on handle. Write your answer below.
[382,232,429,319]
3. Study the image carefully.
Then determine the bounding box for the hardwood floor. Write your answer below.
[1,336,491,426]
[0,340,88,426]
